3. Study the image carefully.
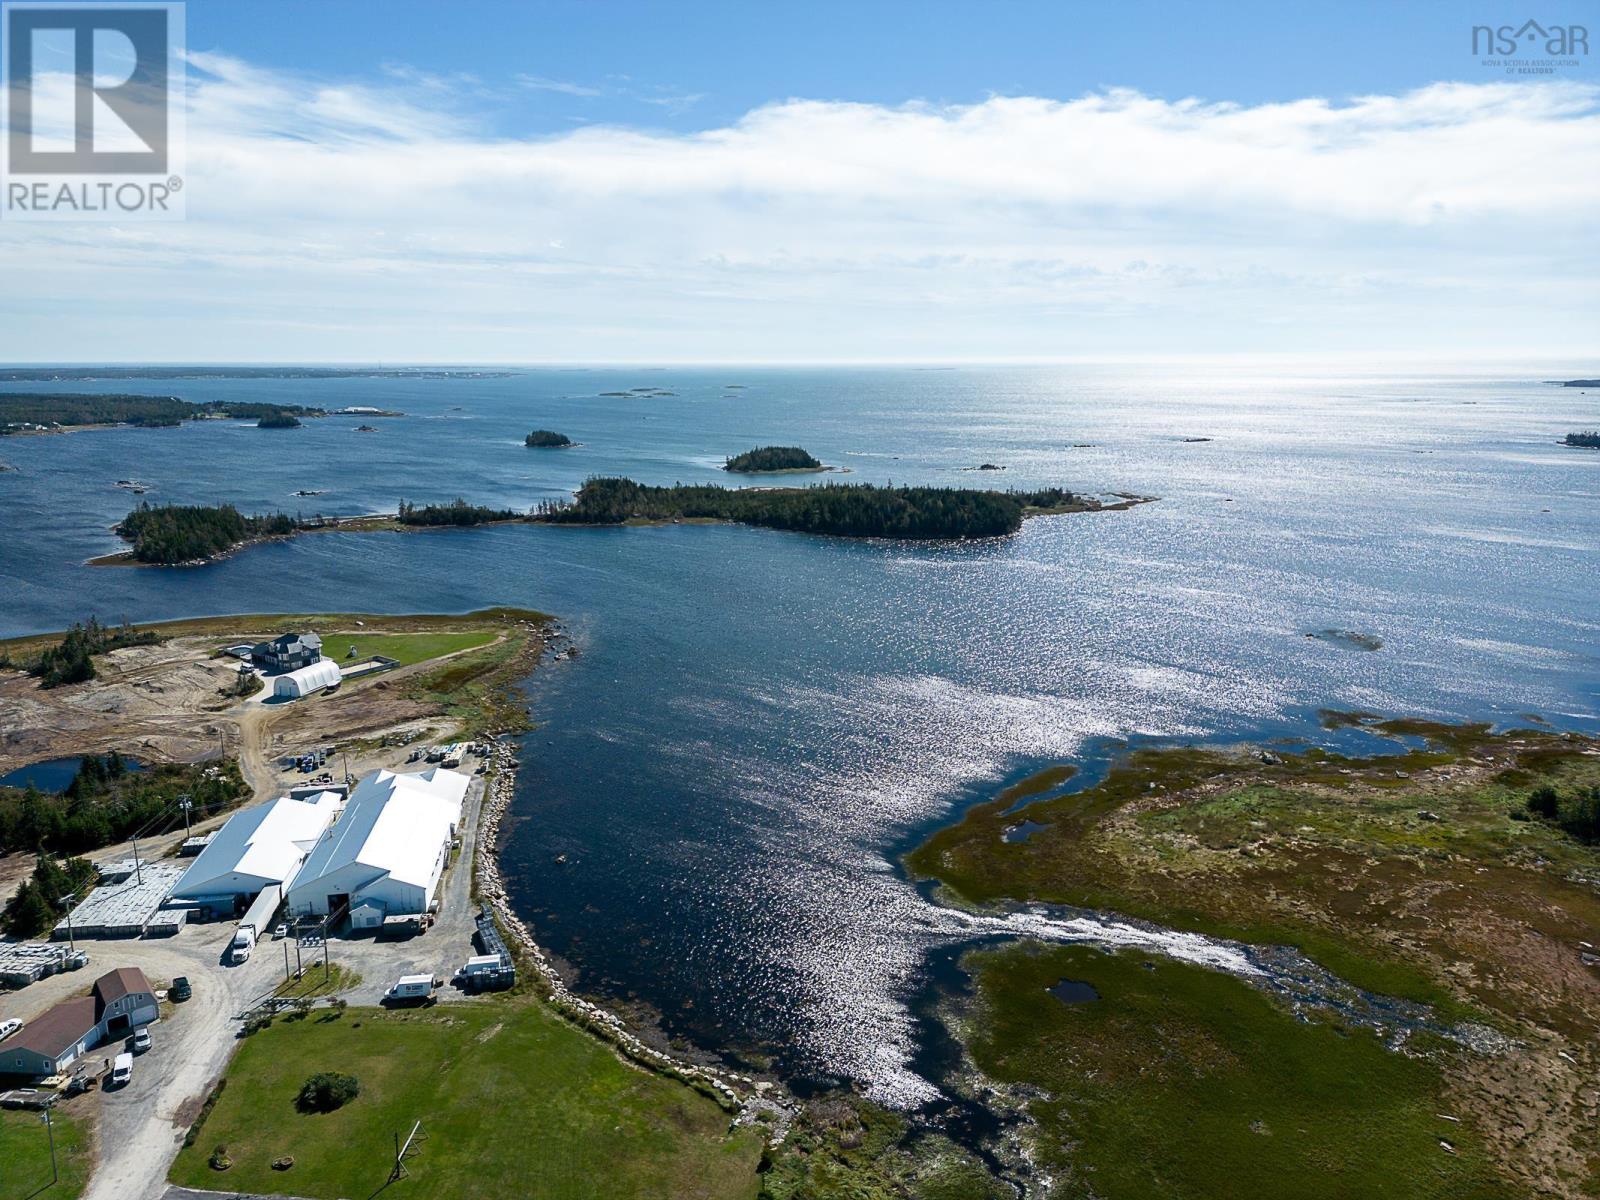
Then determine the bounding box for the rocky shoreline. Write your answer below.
[470,686,795,1142]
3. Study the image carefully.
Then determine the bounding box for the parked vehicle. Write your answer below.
[229,925,256,964]
[110,1053,133,1087]
[0,1018,22,1043]
[384,974,436,1005]
[272,924,288,940]
[170,976,191,1001]
[130,1027,151,1054]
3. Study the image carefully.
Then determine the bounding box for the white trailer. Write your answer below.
[385,974,435,1004]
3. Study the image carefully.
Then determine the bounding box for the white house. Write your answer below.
[285,768,469,927]
[170,792,342,909]
[272,658,342,699]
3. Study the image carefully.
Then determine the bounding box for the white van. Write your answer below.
[385,974,435,1004]
[110,1052,134,1087]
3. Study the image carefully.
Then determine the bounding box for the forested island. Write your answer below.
[93,481,1142,566]
[723,445,824,472]
[1559,379,1600,387]
[525,429,573,448]
[257,411,302,429]
[1564,430,1600,448]
[0,393,323,434]
[114,501,303,564]
[535,477,1110,539]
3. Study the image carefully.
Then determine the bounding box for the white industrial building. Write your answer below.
[285,768,469,927]
[170,792,343,910]
[272,658,342,699]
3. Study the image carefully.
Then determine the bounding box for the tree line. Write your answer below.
[1,853,97,938]
[396,498,522,526]
[1565,431,1600,449]
[0,755,248,859]
[20,616,163,687]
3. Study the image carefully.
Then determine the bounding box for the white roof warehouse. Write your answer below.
[285,768,469,927]
[170,792,343,907]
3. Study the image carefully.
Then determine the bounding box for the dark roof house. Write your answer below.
[3,967,159,1079]
[251,631,323,673]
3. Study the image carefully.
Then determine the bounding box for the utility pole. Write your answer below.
[294,929,303,976]
[42,1108,58,1183]
[56,893,77,954]
[130,835,143,886]
[284,938,291,982]
[322,916,330,981]
[178,793,193,839]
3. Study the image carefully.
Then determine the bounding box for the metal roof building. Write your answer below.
[272,658,342,699]
[285,768,469,926]
[170,792,343,903]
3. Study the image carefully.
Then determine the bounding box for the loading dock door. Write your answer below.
[327,893,351,922]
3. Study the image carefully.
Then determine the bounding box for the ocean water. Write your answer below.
[1,364,1597,1104]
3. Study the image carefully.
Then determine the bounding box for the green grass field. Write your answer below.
[169,999,761,1200]
[324,628,498,668]
[0,1109,89,1200]
[964,944,1517,1200]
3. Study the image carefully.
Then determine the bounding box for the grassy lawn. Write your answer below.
[323,628,497,668]
[169,998,761,1200]
[274,961,361,1000]
[0,1109,89,1200]
[964,943,1517,1200]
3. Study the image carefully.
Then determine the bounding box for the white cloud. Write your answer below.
[1,57,1596,361]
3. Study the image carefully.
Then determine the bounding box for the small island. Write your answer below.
[257,412,302,429]
[1564,430,1599,448]
[723,445,824,473]
[525,429,574,448]
[1559,379,1600,387]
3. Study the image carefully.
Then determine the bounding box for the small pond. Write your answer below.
[0,755,145,792]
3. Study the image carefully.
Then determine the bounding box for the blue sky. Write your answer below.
[1,0,1597,362]
[196,0,1597,127]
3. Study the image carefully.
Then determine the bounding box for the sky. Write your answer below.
[1,0,1597,363]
